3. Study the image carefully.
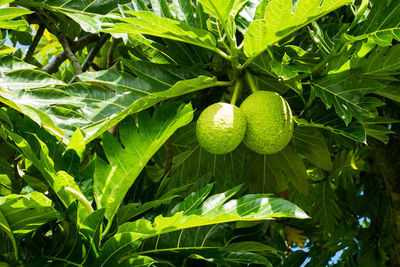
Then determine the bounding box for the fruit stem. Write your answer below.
[245,71,258,93]
[64,187,93,214]
[230,79,242,105]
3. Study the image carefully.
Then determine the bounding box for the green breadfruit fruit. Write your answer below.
[240,91,294,154]
[196,102,247,154]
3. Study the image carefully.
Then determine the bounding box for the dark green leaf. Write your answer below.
[293,127,333,171]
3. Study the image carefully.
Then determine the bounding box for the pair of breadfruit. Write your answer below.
[196,91,293,154]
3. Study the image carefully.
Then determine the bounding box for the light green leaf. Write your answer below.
[15,0,130,14]
[0,69,65,90]
[352,0,400,46]
[243,0,353,57]
[352,44,400,76]
[197,0,247,22]
[79,209,106,256]
[0,63,216,143]
[0,20,30,32]
[0,55,36,72]
[119,256,156,267]
[5,130,89,219]
[169,183,214,215]
[94,102,194,220]
[150,0,173,18]
[0,192,57,235]
[0,7,31,21]
[65,129,85,160]
[98,184,307,265]
[103,11,217,52]
[61,11,102,33]
[117,191,308,238]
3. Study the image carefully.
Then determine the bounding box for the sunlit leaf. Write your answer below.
[243,0,353,57]
[94,102,193,220]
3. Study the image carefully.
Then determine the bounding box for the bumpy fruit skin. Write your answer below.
[196,102,246,154]
[240,91,293,154]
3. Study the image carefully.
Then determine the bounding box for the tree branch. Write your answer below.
[38,13,82,75]
[41,34,99,74]
[23,24,45,63]
[107,37,117,69]
[82,33,110,72]
[69,33,110,83]
[56,33,82,75]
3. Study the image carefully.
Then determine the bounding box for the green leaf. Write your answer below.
[0,55,36,72]
[117,190,309,238]
[169,183,214,215]
[119,255,156,267]
[79,209,106,259]
[0,63,216,143]
[185,250,272,266]
[352,44,400,76]
[162,123,246,195]
[103,11,217,52]
[150,0,173,18]
[270,57,310,80]
[223,241,279,254]
[0,69,65,90]
[65,129,85,161]
[4,130,90,219]
[61,11,102,33]
[311,182,342,233]
[352,0,400,46]
[177,0,196,27]
[243,0,353,57]
[296,115,366,143]
[117,194,179,225]
[0,192,57,235]
[15,0,130,15]
[293,127,333,171]
[364,117,399,144]
[98,184,307,265]
[312,70,385,125]
[93,102,193,220]
[0,19,31,32]
[197,0,247,22]
[0,7,31,21]
[0,201,17,260]
[244,145,309,196]
[374,86,400,103]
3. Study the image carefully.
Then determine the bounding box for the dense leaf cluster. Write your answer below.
[0,0,399,266]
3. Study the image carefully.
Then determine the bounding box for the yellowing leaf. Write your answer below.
[284,225,307,248]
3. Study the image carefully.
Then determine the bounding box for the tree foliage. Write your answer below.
[0,0,399,266]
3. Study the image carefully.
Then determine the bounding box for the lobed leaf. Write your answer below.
[312,70,385,125]
[243,0,353,57]
[0,192,57,235]
[93,102,194,220]
[103,11,218,52]
[97,184,307,265]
